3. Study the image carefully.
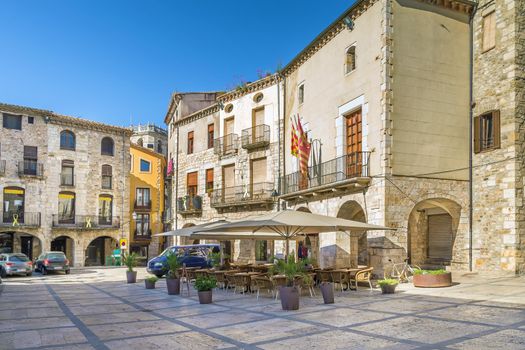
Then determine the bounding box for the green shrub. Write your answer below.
[377,278,399,286]
[122,253,138,272]
[145,276,158,283]
[195,276,217,292]
[166,252,182,279]
[274,254,312,287]
[413,268,448,275]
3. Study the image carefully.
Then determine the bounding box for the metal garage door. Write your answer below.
[428,214,453,262]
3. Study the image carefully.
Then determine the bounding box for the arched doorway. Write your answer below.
[337,201,368,266]
[85,236,118,266]
[407,198,462,267]
[0,231,42,260]
[51,236,74,264]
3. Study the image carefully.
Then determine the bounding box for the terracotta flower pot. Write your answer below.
[380,284,397,294]
[198,290,212,304]
[320,282,334,304]
[126,271,137,284]
[145,280,156,289]
[279,286,300,310]
[166,278,181,295]
[413,272,452,288]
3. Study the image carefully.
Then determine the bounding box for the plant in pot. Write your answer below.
[275,255,310,311]
[195,275,217,304]
[377,278,398,294]
[145,275,158,289]
[123,253,138,283]
[165,252,182,295]
[413,268,452,288]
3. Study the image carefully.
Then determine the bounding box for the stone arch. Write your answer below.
[50,235,75,264]
[0,230,43,261]
[407,198,462,267]
[84,235,118,266]
[337,200,368,266]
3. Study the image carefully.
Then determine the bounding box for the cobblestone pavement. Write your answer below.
[0,268,524,349]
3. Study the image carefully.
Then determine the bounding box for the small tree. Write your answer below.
[274,254,312,287]
[195,276,217,292]
[122,253,137,272]
[166,252,182,279]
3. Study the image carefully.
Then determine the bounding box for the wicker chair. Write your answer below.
[350,267,374,291]
[211,271,226,289]
[272,275,288,300]
[294,274,316,297]
[233,274,250,294]
[224,272,237,293]
[252,277,275,299]
[331,270,348,292]
[317,270,333,285]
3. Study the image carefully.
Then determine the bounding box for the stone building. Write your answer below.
[0,103,131,267]
[130,123,168,157]
[165,79,283,262]
[129,143,166,262]
[471,0,525,274]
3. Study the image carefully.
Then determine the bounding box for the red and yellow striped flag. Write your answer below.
[291,118,299,157]
[296,115,311,176]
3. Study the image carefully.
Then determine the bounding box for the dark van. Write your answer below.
[147,244,220,277]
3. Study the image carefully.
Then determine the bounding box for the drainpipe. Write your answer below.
[174,123,180,246]
[468,3,478,272]
[277,75,282,199]
[122,134,127,244]
[281,75,287,211]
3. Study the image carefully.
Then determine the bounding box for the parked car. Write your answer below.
[34,251,70,275]
[147,244,220,277]
[0,253,33,277]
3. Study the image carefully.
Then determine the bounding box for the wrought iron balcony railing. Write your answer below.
[214,133,239,156]
[177,195,202,214]
[134,199,152,210]
[0,212,41,227]
[52,215,120,229]
[210,182,274,208]
[241,124,270,150]
[0,160,5,176]
[18,161,44,177]
[134,229,152,240]
[281,152,371,195]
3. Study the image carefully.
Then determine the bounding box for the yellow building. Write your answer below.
[129,144,166,262]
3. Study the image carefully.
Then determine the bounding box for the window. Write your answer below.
[28,116,34,124]
[187,171,198,197]
[157,140,162,153]
[101,137,114,156]
[3,113,22,130]
[298,84,305,104]
[99,195,113,224]
[345,46,356,74]
[253,93,264,103]
[60,130,76,150]
[207,124,214,149]
[482,11,496,52]
[135,188,151,207]
[474,110,500,153]
[187,131,194,154]
[225,104,234,113]
[61,160,74,186]
[135,214,150,236]
[206,168,214,193]
[102,165,112,189]
[140,159,151,172]
[3,187,24,223]
[23,146,38,176]
[147,144,154,149]
[58,192,75,224]
[255,240,268,261]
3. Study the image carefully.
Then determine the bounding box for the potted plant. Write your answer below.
[195,275,217,304]
[413,269,452,288]
[145,275,158,289]
[319,281,334,304]
[377,278,398,294]
[123,253,138,283]
[165,252,182,295]
[274,255,310,310]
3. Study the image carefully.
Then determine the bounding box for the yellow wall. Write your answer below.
[129,144,166,242]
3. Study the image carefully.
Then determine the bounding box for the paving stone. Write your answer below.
[87,319,189,341]
[103,332,235,350]
[449,329,525,349]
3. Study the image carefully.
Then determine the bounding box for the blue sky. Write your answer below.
[0,1,354,127]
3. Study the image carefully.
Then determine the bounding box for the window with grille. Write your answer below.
[474,110,500,153]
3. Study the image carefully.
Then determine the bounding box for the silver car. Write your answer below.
[0,253,33,277]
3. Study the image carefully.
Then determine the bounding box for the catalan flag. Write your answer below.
[296,115,311,177]
[291,118,299,157]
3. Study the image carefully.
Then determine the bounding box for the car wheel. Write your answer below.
[0,268,6,279]
[155,273,164,278]
[65,269,70,275]
[41,267,47,275]
[26,272,32,277]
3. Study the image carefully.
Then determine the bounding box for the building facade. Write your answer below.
[129,144,166,262]
[130,123,168,157]
[0,103,131,267]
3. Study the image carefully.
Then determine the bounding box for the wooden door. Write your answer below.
[252,108,265,142]
[224,117,235,152]
[222,164,235,202]
[345,109,362,177]
[250,158,267,197]
[428,214,453,263]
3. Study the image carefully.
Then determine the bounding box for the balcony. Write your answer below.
[60,173,75,187]
[18,161,44,178]
[134,200,152,211]
[280,152,371,201]
[134,229,152,240]
[177,195,202,216]
[52,215,120,229]
[210,182,275,210]
[0,212,41,228]
[214,134,239,157]
[241,125,270,150]
[0,160,5,176]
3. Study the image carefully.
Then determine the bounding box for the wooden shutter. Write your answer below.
[492,110,501,149]
[24,146,38,159]
[251,158,267,185]
[102,165,112,176]
[187,172,198,187]
[253,108,265,126]
[225,118,234,135]
[428,214,453,262]
[473,116,481,153]
[483,12,496,52]
[206,168,214,183]
[222,164,235,188]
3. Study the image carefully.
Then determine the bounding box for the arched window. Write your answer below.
[58,191,75,224]
[101,137,114,156]
[345,46,356,74]
[101,165,112,189]
[60,130,76,150]
[137,138,143,147]
[3,187,25,223]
